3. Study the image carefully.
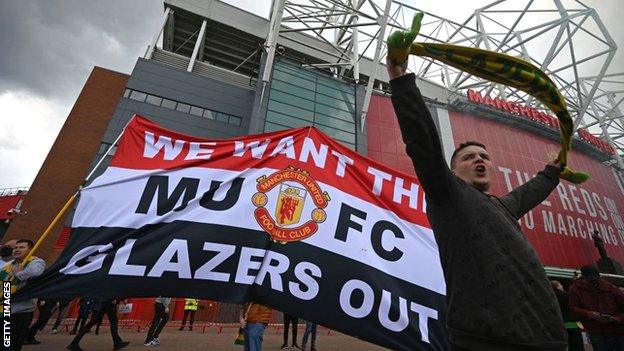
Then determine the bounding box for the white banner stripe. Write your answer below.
[74,166,445,294]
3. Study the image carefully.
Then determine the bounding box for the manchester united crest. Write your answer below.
[252,166,330,243]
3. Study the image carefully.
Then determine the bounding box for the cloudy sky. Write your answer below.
[0,0,622,189]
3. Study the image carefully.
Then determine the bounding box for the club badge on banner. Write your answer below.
[17,115,448,351]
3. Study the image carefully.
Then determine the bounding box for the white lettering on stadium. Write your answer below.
[497,166,624,245]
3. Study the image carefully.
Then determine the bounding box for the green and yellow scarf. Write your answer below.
[387,13,589,184]
[0,256,37,294]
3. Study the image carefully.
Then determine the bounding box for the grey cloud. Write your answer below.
[0,0,163,100]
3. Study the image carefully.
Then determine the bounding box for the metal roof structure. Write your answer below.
[152,0,623,167]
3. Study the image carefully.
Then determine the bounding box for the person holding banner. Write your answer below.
[386,58,568,349]
[50,297,73,334]
[301,320,319,351]
[69,297,94,335]
[23,298,56,345]
[240,302,272,351]
[281,312,301,349]
[0,239,46,351]
[66,298,129,351]
[144,297,171,346]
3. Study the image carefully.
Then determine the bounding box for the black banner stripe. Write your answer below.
[18,221,447,351]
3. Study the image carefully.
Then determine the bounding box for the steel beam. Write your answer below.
[360,0,392,132]
[145,7,172,59]
[187,19,207,72]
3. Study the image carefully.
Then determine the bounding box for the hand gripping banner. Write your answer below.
[18,116,448,351]
[387,13,589,184]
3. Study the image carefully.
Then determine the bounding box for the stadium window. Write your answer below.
[176,102,191,113]
[145,95,163,106]
[109,144,118,156]
[229,116,241,126]
[203,110,215,119]
[98,143,110,155]
[129,91,147,102]
[190,106,204,117]
[117,91,243,127]
[98,143,118,156]
[216,112,229,123]
[161,98,177,110]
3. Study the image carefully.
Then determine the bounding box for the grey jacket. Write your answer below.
[155,297,171,307]
[11,256,46,314]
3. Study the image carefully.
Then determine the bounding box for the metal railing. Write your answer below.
[0,187,29,197]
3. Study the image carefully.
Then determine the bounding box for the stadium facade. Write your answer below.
[4,0,624,322]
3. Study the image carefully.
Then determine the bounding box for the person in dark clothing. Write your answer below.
[23,298,57,344]
[86,299,106,335]
[66,299,129,351]
[301,320,318,351]
[281,313,300,349]
[386,59,567,351]
[144,297,171,346]
[69,298,94,335]
[551,280,584,351]
[51,297,73,333]
[569,265,624,351]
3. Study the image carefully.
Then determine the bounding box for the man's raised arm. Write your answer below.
[387,59,454,202]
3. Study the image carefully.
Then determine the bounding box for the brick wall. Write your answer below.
[5,67,129,263]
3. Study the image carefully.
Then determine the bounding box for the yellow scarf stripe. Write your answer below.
[387,16,590,184]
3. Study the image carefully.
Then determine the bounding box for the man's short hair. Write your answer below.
[580,265,600,278]
[16,239,35,249]
[450,141,487,169]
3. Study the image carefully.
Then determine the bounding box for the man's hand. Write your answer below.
[386,56,408,81]
[239,316,247,328]
[13,264,23,273]
[547,151,562,169]
[165,307,169,313]
[386,12,423,65]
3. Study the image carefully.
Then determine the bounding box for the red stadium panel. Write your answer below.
[449,111,624,269]
[54,226,72,249]
[366,94,624,270]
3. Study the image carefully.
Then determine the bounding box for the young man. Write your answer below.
[0,239,46,351]
[386,59,568,350]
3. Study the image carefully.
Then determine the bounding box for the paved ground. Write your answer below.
[23,324,390,351]
[21,323,596,350]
